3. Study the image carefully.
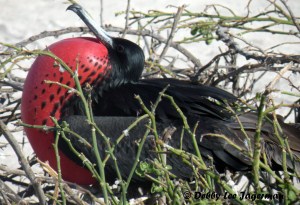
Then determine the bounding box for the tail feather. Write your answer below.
[227,112,300,173]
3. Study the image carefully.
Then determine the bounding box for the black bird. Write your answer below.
[64,4,300,182]
[22,3,300,189]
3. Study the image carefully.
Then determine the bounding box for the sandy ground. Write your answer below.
[0,0,299,198]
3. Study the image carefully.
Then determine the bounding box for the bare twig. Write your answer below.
[266,62,293,93]
[0,178,25,204]
[279,0,300,34]
[192,50,231,81]
[158,5,185,62]
[0,81,23,91]
[99,0,104,27]
[4,26,202,68]
[106,26,202,67]
[211,63,262,86]
[0,120,46,205]
[216,27,300,64]
[121,0,131,38]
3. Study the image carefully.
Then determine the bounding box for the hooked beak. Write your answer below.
[67,3,113,48]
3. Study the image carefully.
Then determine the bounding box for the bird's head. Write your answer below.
[67,3,144,86]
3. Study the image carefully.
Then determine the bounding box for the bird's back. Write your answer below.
[61,78,300,181]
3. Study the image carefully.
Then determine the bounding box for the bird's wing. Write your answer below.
[92,79,238,122]
[60,79,300,177]
[61,115,252,181]
[227,112,300,171]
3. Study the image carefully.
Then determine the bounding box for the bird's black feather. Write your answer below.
[60,78,300,183]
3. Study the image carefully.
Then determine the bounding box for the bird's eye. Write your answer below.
[116,45,125,53]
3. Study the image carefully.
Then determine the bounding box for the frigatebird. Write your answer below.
[21,3,300,187]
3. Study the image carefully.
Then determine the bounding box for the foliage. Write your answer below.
[0,0,300,204]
